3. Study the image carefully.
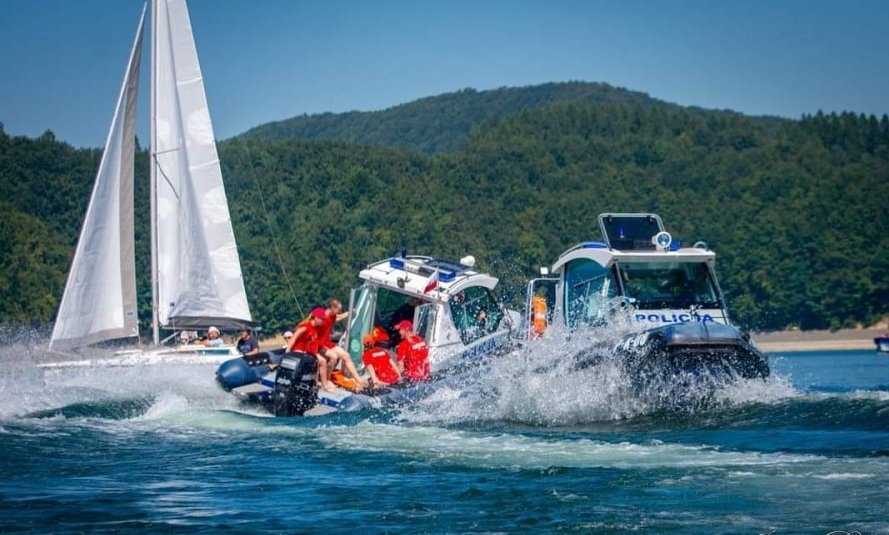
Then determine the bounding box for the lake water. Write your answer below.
[1,342,887,533]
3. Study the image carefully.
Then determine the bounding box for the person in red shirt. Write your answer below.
[361,327,401,386]
[318,298,366,389]
[287,307,335,391]
[394,320,430,382]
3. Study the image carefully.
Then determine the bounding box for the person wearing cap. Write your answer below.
[203,326,223,347]
[318,298,365,389]
[288,307,336,391]
[281,330,293,350]
[394,320,430,382]
[361,327,401,386]
[236,328,260,356]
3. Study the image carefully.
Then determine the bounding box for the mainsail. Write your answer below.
[49,7,145,350]
[152,0,251,332]
[51,0,252,350]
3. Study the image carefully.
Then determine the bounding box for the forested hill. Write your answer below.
[239,82,656,154]
[2,91,888,335]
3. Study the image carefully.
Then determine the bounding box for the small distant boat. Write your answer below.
[526,213,769,386]
[46,0,251,365]
[216,253,520,416]
[876,335,889,353]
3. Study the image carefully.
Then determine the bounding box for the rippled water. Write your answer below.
[1,335,887,533]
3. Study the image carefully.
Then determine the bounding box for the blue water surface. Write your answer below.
[1,348,887,533]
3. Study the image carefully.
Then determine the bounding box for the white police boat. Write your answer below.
[526,213,769,384]
[216,253,519,416]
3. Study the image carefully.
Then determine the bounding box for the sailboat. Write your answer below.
[48,0,252,361]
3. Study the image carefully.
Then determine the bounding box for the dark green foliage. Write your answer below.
[240,82,655,154]
[2,84,887,334]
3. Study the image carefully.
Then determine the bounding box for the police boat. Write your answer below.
[526,213,769,384]
[216,253,520,416]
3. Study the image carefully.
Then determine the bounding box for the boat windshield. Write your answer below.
[564,258,617,328]
[617,261,720,310]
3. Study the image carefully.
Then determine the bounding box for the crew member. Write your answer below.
[288,307,335,391]
[319,298,365,389]
[361,327,401,386]
[394,320,429,382]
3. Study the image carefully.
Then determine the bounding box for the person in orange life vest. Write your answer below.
[361,327,401,386]
[393,320,430,382]
[318,298,366,389]
[287,307,336,392]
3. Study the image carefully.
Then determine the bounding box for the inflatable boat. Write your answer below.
[216,252,519,415]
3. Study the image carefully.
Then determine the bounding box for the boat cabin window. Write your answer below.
[448,285,502,344]
[414,302,436,341]
[564,258,617,328]
[617,261,720,310]
[374,288,424,343]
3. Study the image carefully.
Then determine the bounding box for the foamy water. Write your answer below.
[0,333,887,533]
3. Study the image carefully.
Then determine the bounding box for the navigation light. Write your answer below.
[653,231,672,251]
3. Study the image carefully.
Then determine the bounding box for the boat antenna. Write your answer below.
[234,138,304,320]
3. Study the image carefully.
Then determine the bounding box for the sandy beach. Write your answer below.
[752,327,886,352]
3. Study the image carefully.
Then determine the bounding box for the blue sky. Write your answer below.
[1,0,887,148]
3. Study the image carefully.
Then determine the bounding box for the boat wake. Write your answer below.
[394,324,795,427]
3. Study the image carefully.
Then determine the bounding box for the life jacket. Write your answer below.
[397,334,430,382]
[532,295,547,337]
[290,319,320,354]
[318,312,335,343]
[362,347,399,385]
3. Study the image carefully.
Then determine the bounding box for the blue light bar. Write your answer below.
[669,240,681,251]
[439,271,456,283]
[389,258,405,270]
[581,241,608,249]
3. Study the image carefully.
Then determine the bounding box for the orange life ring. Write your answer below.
[532,295,547,336]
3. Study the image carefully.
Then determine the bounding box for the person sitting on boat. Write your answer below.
[236,328,260,356]
[319,298,366,389]
[394,320,429,382]
[203,326,224,347]
[389,297,420,339]
[362,327,401,386]
[287,307,337,392]
[282,330,293,349]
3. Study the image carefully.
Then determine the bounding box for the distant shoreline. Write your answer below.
[752,327,886,353]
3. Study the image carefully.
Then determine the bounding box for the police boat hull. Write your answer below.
[614,322,769,380]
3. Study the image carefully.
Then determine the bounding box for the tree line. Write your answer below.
[1,87,887,335]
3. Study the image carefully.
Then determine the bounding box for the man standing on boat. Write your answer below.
[393,320,430,382]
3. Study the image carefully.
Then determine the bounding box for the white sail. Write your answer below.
[49,8,145,350]
[152,0,252,329]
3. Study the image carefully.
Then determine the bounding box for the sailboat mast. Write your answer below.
[150,0,160,346]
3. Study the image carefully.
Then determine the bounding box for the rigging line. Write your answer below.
[236,139,304,320]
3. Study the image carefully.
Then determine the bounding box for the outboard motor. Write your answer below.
[272,353,318,417]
